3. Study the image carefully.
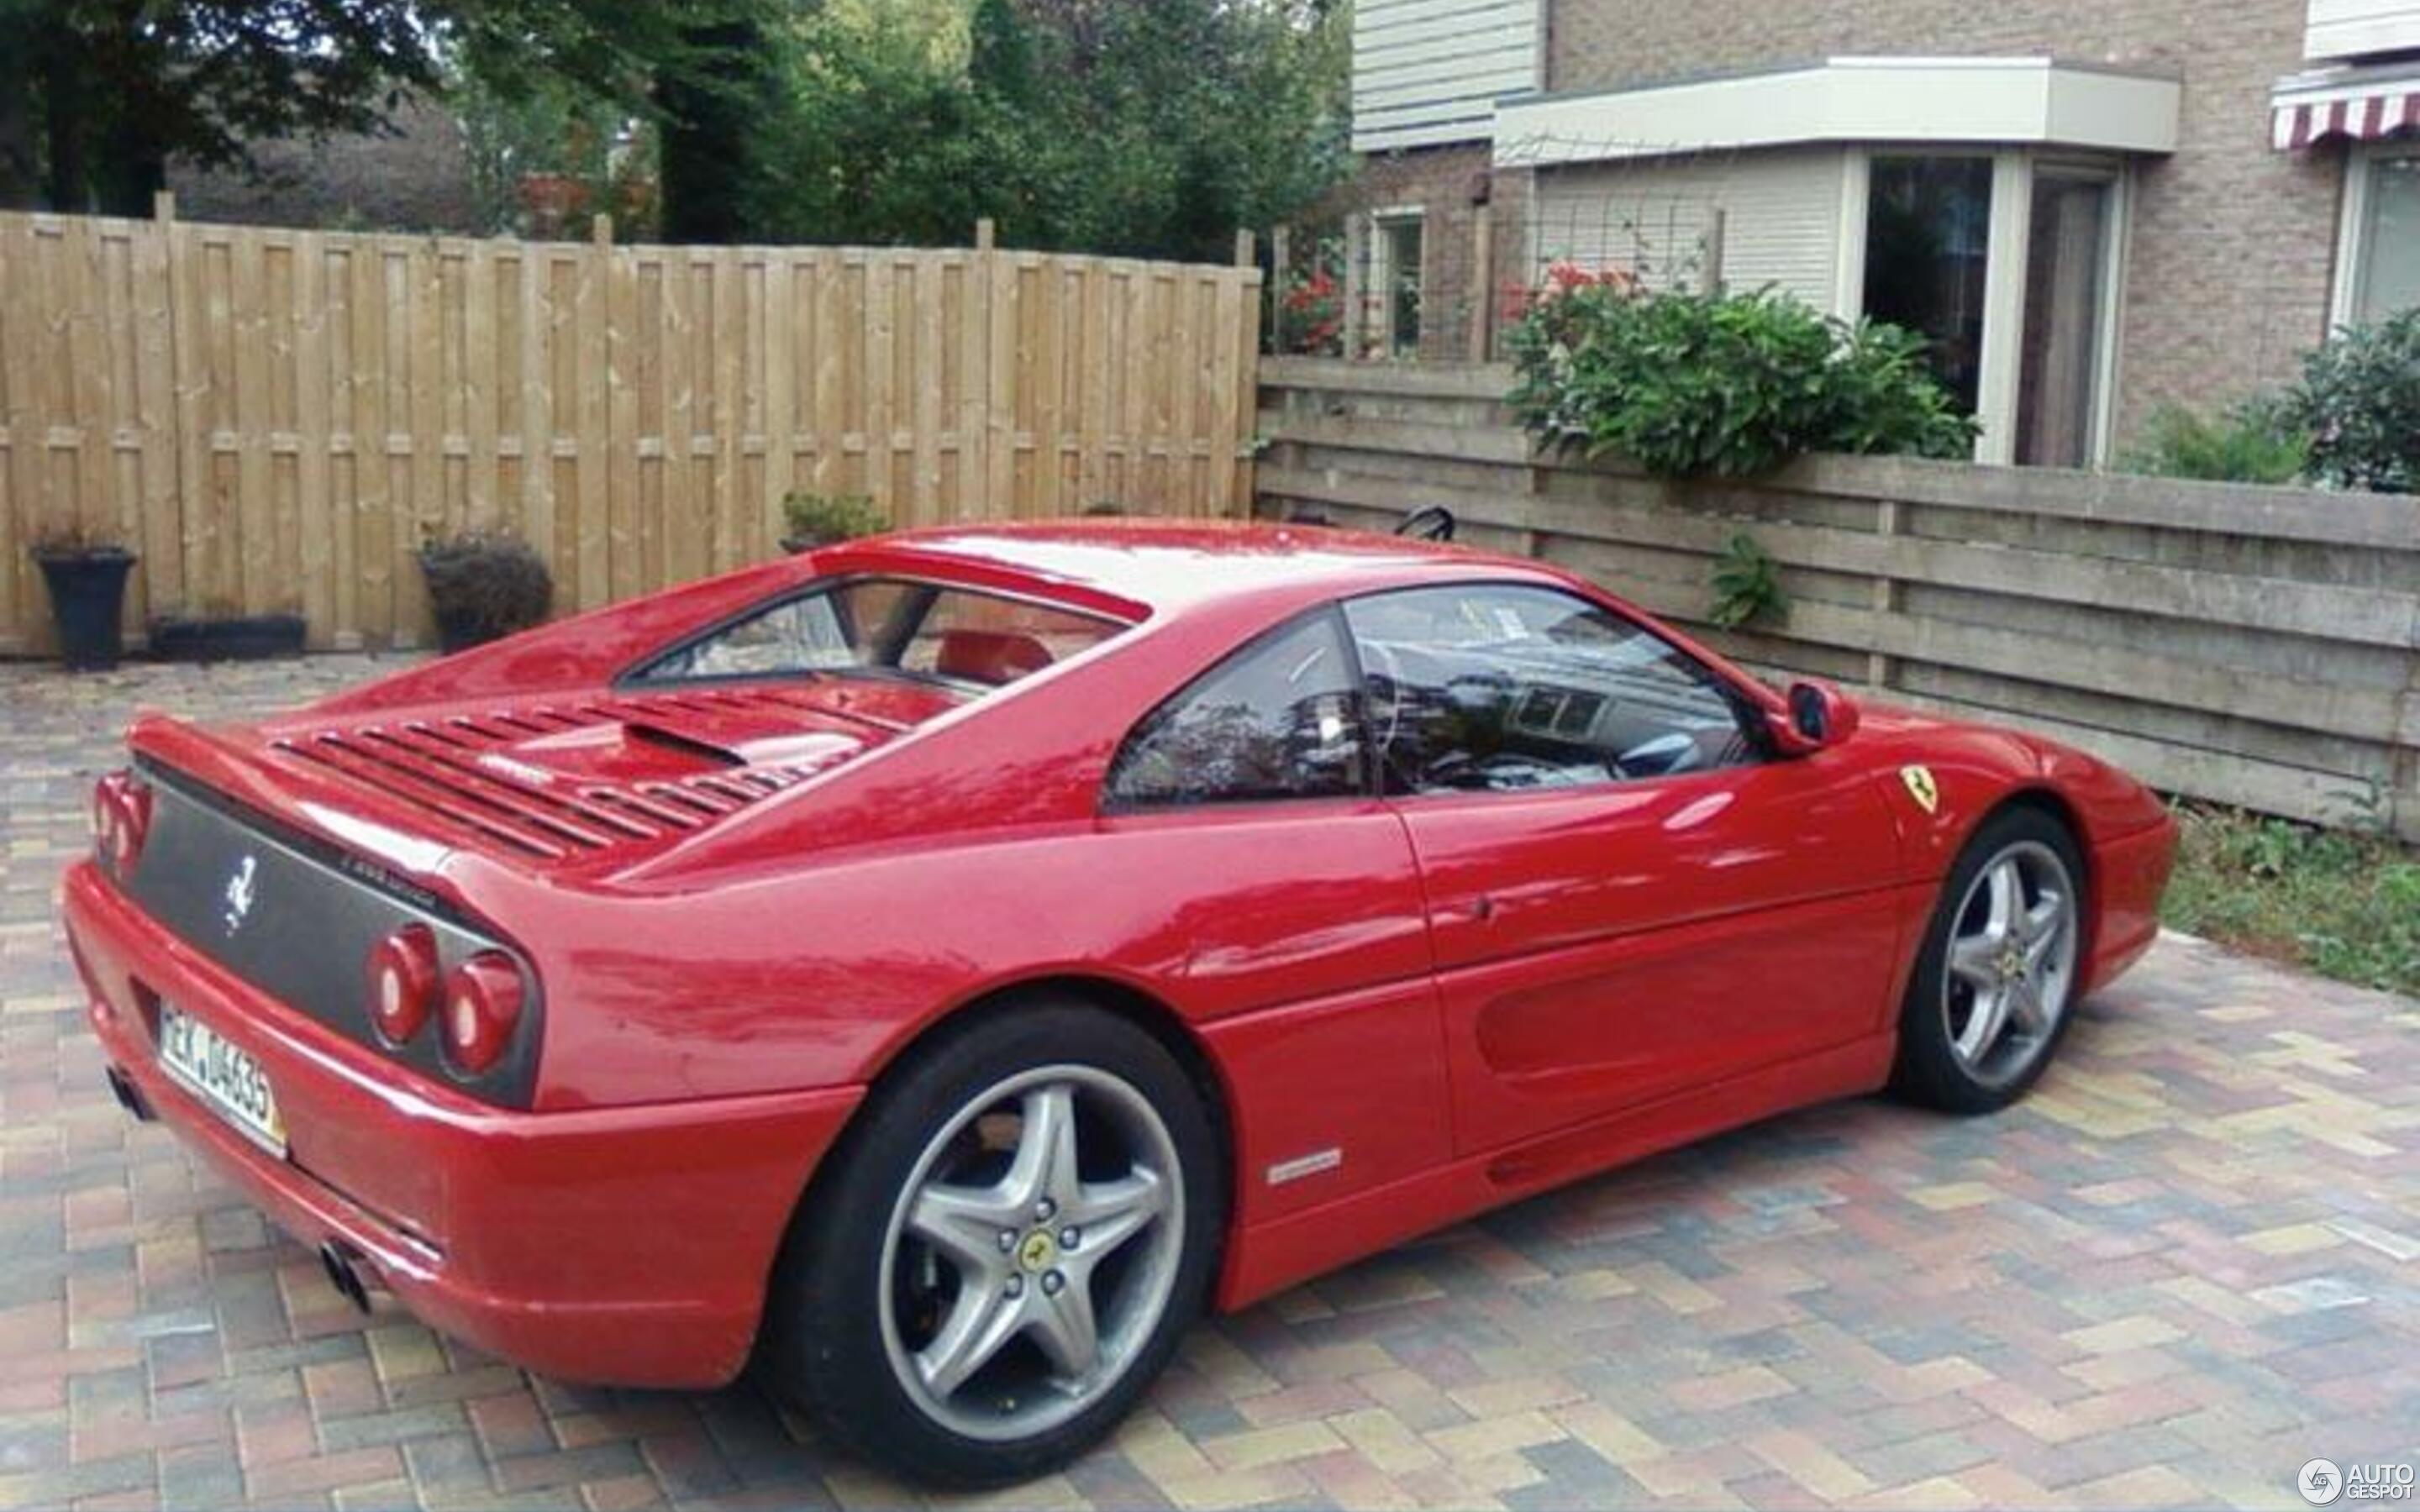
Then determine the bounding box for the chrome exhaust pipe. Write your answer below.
[103,1066,153,1121]
[318,1240,374,1314]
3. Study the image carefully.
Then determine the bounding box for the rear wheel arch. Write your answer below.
[755,974,1238,1333]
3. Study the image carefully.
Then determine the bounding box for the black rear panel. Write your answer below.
[119,763,544,1109]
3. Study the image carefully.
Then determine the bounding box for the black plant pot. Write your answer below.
[147,612,307,663]
[780,533,844,554]
[33,548,136,671]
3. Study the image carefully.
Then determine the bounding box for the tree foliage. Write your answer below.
[2,0,1347,263]
[744,0,1349,261]
[0,0,763,219]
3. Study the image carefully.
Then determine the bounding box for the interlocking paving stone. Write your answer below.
[4,655,2418,1509]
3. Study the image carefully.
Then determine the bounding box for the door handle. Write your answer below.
[1450,894,1497,922]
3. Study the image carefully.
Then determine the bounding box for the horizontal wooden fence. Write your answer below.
[1258,358,2420,839]
[0,207,1260,652]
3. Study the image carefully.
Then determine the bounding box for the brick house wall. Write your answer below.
[1534,0,2344,442]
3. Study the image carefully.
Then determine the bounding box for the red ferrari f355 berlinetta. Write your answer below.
[63,518,2175,1484]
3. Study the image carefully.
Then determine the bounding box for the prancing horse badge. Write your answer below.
[1900,764,1940,815]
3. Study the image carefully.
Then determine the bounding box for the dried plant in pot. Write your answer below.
[29,528,137,672]
[417,530,555,654]
[779,491,886,553]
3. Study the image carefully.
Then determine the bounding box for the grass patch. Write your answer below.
[2161,801,2420,997]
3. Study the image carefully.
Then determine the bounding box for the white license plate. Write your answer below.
[158,1004,286,1156]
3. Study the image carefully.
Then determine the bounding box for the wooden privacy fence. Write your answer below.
[0,205,1260,653]
[1258,358,2420,840]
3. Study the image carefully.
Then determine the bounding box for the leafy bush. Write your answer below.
[1708,533,1786,630]
[2164,800,2420,997]
[780,491,887,549]
[418,531,553,653]
[2121,402,2308,485]
[2281,308,2420,494]
[1507,284,1976,478]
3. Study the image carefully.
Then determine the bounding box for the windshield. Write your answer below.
[629,578,1128,690]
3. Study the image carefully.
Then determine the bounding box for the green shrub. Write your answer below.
[1506,284,1976,479]
[1708,533,1786,630]
[2281,307,2420,494]
[779,491,887,549]
[2121,402,2308,485]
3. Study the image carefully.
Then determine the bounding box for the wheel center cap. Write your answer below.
[1018,1230,1059,1273]
[1998,947,2025,981]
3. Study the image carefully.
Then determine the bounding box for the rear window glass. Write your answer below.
[629,578,1126,690]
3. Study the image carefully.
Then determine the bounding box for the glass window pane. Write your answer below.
[1865,157,1994,416]
[1107,613,1367,806]
[637,579,1122,689]
[1379,215,1423,357]
[2356,153,2420,325]
[1342,585,1752,795]
[2015,176,2112,468]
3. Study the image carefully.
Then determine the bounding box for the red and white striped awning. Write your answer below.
[2272,71,2420,150]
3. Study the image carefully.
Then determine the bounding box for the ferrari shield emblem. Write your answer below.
[1900,764,1940,815]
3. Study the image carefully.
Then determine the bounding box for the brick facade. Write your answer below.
[1349,0,2348,444]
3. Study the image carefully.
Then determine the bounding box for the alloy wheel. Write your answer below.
[1941,839,2079,1089]
[876,1064,1185,1442]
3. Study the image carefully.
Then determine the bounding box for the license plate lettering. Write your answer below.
[158,1004,285,1155]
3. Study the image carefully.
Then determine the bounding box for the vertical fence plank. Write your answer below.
[0,214,29,646]
[351,241,392,643]
[294,232,334,647]
[763,251,797,548]
[575,228,609,612]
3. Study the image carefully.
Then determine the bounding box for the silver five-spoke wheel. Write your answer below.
[878,1066,1184,1441]
[1941,839,2077,1089]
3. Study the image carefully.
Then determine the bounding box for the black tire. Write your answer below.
[1890,806,2088,1115]
[761,1000,1223,1487]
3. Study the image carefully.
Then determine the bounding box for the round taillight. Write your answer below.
[366,925,439,1046]
[92,774,149,871]
[440,951,524,1076]
[113,784,150,868]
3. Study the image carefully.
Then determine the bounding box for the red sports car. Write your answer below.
[63,519,2175,1484]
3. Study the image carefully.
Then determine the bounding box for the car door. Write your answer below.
[1342,581,1906,1156]
[1093,607,1452,1220]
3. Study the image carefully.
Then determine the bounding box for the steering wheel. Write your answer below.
[1393,505,1456,543]
[1614,732,1705,780]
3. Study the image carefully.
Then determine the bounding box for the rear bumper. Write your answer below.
[62,860,862,1389]
[2085,814,2177,994]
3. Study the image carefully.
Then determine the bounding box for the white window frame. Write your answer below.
[1834,147,2129,468]
[2331,139,2420,332]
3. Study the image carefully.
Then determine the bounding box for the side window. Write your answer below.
[1343,584,1753,795]
[1107,612,1368,808]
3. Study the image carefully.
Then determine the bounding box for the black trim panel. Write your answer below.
[122,763,544,1109]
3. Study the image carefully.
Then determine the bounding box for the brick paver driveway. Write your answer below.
[4,658,2416,1512]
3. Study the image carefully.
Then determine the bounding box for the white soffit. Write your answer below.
[1493,57,2183,165]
